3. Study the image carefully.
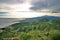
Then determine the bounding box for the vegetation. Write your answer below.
[0,18,60,40]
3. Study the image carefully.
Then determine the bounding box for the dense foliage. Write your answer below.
[0,18,60,40]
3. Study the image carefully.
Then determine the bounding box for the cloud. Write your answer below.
[0,4,15,12]
[0,6,11,10]
[30,0,48,11]
[30,0,60,12]
[47,0,60,12]
[0,0,32,12]
[0,0,60,12]
[0,0,25,4]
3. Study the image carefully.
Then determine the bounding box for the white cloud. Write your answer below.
[0,0,60,18]
[0,12,46,18]
[0,11,60,18]
[0,0,32,12]
[0,4,13,12]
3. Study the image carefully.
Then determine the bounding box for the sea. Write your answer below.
[0,18,22,28]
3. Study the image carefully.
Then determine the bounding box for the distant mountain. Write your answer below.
[21,15,60,22]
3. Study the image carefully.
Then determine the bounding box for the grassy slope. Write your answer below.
[0,18,60,40]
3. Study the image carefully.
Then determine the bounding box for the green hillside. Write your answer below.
[0,18,60,40]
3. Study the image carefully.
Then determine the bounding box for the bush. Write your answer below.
[50,30,60,40]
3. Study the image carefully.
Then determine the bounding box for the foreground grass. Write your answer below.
[0,19,60,40]
[0,30,60,40]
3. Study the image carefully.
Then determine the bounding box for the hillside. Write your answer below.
[7,16,60,32]
[0,16,60,40]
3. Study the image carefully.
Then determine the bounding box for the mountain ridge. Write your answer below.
[21,15,60,22]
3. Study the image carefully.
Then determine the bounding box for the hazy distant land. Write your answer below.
[0,18,25,28]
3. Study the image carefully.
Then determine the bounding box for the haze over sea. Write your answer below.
[0,18,25,28]
[0,12,60,28]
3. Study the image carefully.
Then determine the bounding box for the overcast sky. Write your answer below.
[0,0,60,18]
[0,0,60,28]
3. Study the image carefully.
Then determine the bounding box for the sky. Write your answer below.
[0,0,60,28]
[0,0,60,18]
